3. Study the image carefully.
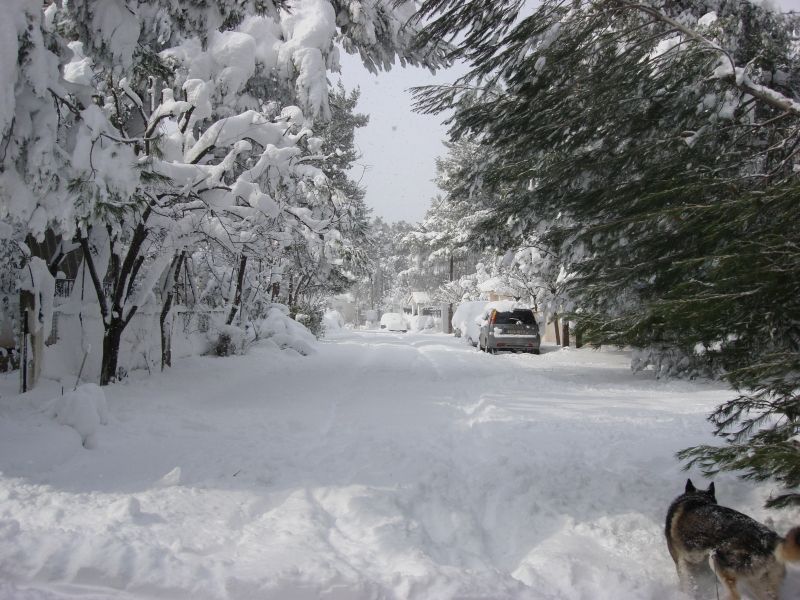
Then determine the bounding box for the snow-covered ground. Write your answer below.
[1,330,798,599]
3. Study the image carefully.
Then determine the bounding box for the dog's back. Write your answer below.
[666,479,800,599]
[665,479,720,565]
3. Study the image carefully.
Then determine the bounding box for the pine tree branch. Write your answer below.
[618,1,800,118]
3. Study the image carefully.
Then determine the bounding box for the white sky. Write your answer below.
[335,51,467,224]
[337,0,800,225]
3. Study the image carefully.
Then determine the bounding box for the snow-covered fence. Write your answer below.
[54,279,74,300]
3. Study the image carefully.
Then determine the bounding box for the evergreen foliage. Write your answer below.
[414,0,800,504]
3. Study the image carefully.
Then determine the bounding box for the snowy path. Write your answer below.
[1,331,798,599]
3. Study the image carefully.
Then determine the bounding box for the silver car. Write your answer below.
[479,308,541,354]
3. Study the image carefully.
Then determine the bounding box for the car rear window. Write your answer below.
[494,310,536,325]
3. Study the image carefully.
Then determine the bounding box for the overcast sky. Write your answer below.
[335,51,466,225]
[336,0,800,225]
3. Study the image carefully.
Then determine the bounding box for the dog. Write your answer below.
[665,479,800,599]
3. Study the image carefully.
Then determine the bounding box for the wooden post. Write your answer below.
[442,303,453,334]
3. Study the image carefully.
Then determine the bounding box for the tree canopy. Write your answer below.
[413,0,800,505]
[1,0,446,383]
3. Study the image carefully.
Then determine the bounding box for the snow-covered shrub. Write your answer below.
[255,304,317,355]
[206,305,317,357]
[631,345,713,380]
[323,309,344,333]
[208,324,248,357]
[291,303,324,338]
[0,240,21,365]
[408,314,437,331]
[50,383,108,449]
[364,309,379,329]
[0,347,19,373]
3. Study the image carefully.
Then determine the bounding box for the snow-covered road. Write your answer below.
[1,331,798,599]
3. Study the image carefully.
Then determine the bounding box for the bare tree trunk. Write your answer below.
[226,254,247,326]
[370,275,375,309]
[100,320,124,385]
[294,275,311,308]
[449,253,454,282]
[287,274,295,309]
[160,251,186,370]
[575,324,583,349]
[78,235,119,385]
[553,313,561,346]
[185,257,199,306]
[561,319,570,348]
[80,208,152,386]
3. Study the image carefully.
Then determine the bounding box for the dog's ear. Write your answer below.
[707,481,716,501]
[685,479,696,493]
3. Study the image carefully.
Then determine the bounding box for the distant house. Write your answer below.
[25,231,84,305]
[406,291,437,316]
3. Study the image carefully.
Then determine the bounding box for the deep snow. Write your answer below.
[1,330,798,599]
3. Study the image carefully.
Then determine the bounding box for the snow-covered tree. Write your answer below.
[348,218,417,313]
[414,0,800,503]
[397,140,501,303]
[1,0,447,385]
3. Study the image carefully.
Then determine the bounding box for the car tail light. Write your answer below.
[489,310,497,325]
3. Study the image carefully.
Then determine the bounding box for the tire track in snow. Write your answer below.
[2,330,777,600]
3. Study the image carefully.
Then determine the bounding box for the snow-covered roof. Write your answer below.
[477,277,519,297]
[409,291,431,304]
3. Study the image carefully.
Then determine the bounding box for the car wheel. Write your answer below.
[532,349,540,355]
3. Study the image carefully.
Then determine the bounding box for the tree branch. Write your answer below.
[619,1,800,118]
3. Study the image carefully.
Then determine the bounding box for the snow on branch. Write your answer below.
[619,1,800,118]
[184,111,291,165]
[145,90,193,138]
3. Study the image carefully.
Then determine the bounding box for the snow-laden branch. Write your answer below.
[619,1,800,118]
[184,111,293,165]
[144,92,193,138]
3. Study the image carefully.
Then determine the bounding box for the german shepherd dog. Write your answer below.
[666,479,800,599]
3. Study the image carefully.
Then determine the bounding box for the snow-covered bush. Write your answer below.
[407,314,437,331]
[255,304,317,356]
[208,324,248,358]
[322,309,344,333]
[631,345,712,380]
[292,303,324,338]
[50,383,108,449]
